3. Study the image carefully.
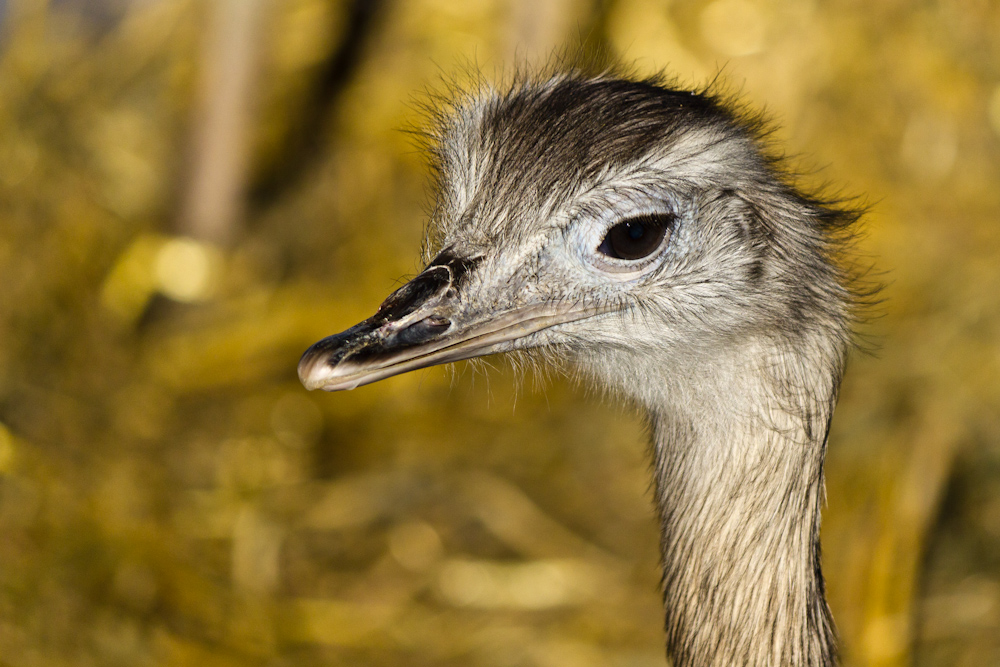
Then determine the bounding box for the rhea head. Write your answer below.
[298,74,851,409]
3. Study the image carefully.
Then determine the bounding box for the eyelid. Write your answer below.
[563,193,682,279]
[585,222,672,279]
[597,214,673,260]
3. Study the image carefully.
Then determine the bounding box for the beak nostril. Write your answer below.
[394,315,452,347]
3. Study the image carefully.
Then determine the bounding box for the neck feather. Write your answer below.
[634,335,841,666]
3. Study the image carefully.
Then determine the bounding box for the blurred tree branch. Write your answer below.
[249,0,385,210]
[176,0,267,245]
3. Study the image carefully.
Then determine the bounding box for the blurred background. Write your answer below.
[0,0,998,665]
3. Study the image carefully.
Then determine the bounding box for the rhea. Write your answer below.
[299,73,857,666]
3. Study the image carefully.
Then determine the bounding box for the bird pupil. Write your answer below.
[597,214,672,261]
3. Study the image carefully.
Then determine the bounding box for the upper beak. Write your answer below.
[298,254,607,392]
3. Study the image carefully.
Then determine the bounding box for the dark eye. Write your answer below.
[597,214,673,260]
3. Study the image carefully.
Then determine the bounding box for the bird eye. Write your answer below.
[597,214,673,260]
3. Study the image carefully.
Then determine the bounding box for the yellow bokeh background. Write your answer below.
[0,1,998,666]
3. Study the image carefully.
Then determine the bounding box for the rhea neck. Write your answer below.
[599,333,841,666]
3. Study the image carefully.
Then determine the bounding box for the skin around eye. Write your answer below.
[597,214,672,260]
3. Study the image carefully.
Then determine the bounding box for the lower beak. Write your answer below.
[298,267,606,392]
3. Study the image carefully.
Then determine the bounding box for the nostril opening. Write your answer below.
[395,315,452,346]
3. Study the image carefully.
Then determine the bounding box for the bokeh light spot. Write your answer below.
[438,558,599,610]
[388,521,444,572]
[100,235,161,323]
[154,237,219,302]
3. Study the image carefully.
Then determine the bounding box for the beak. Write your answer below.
[298,253,607,391]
